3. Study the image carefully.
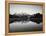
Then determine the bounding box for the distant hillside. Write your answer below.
[9,13,42,24]
[30,13,42,24]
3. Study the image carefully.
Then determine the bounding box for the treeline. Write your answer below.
[9,13,42,24]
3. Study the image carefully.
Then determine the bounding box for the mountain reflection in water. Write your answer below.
[10,21,42,32]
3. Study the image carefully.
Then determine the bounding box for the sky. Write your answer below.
[10,4,43,15]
